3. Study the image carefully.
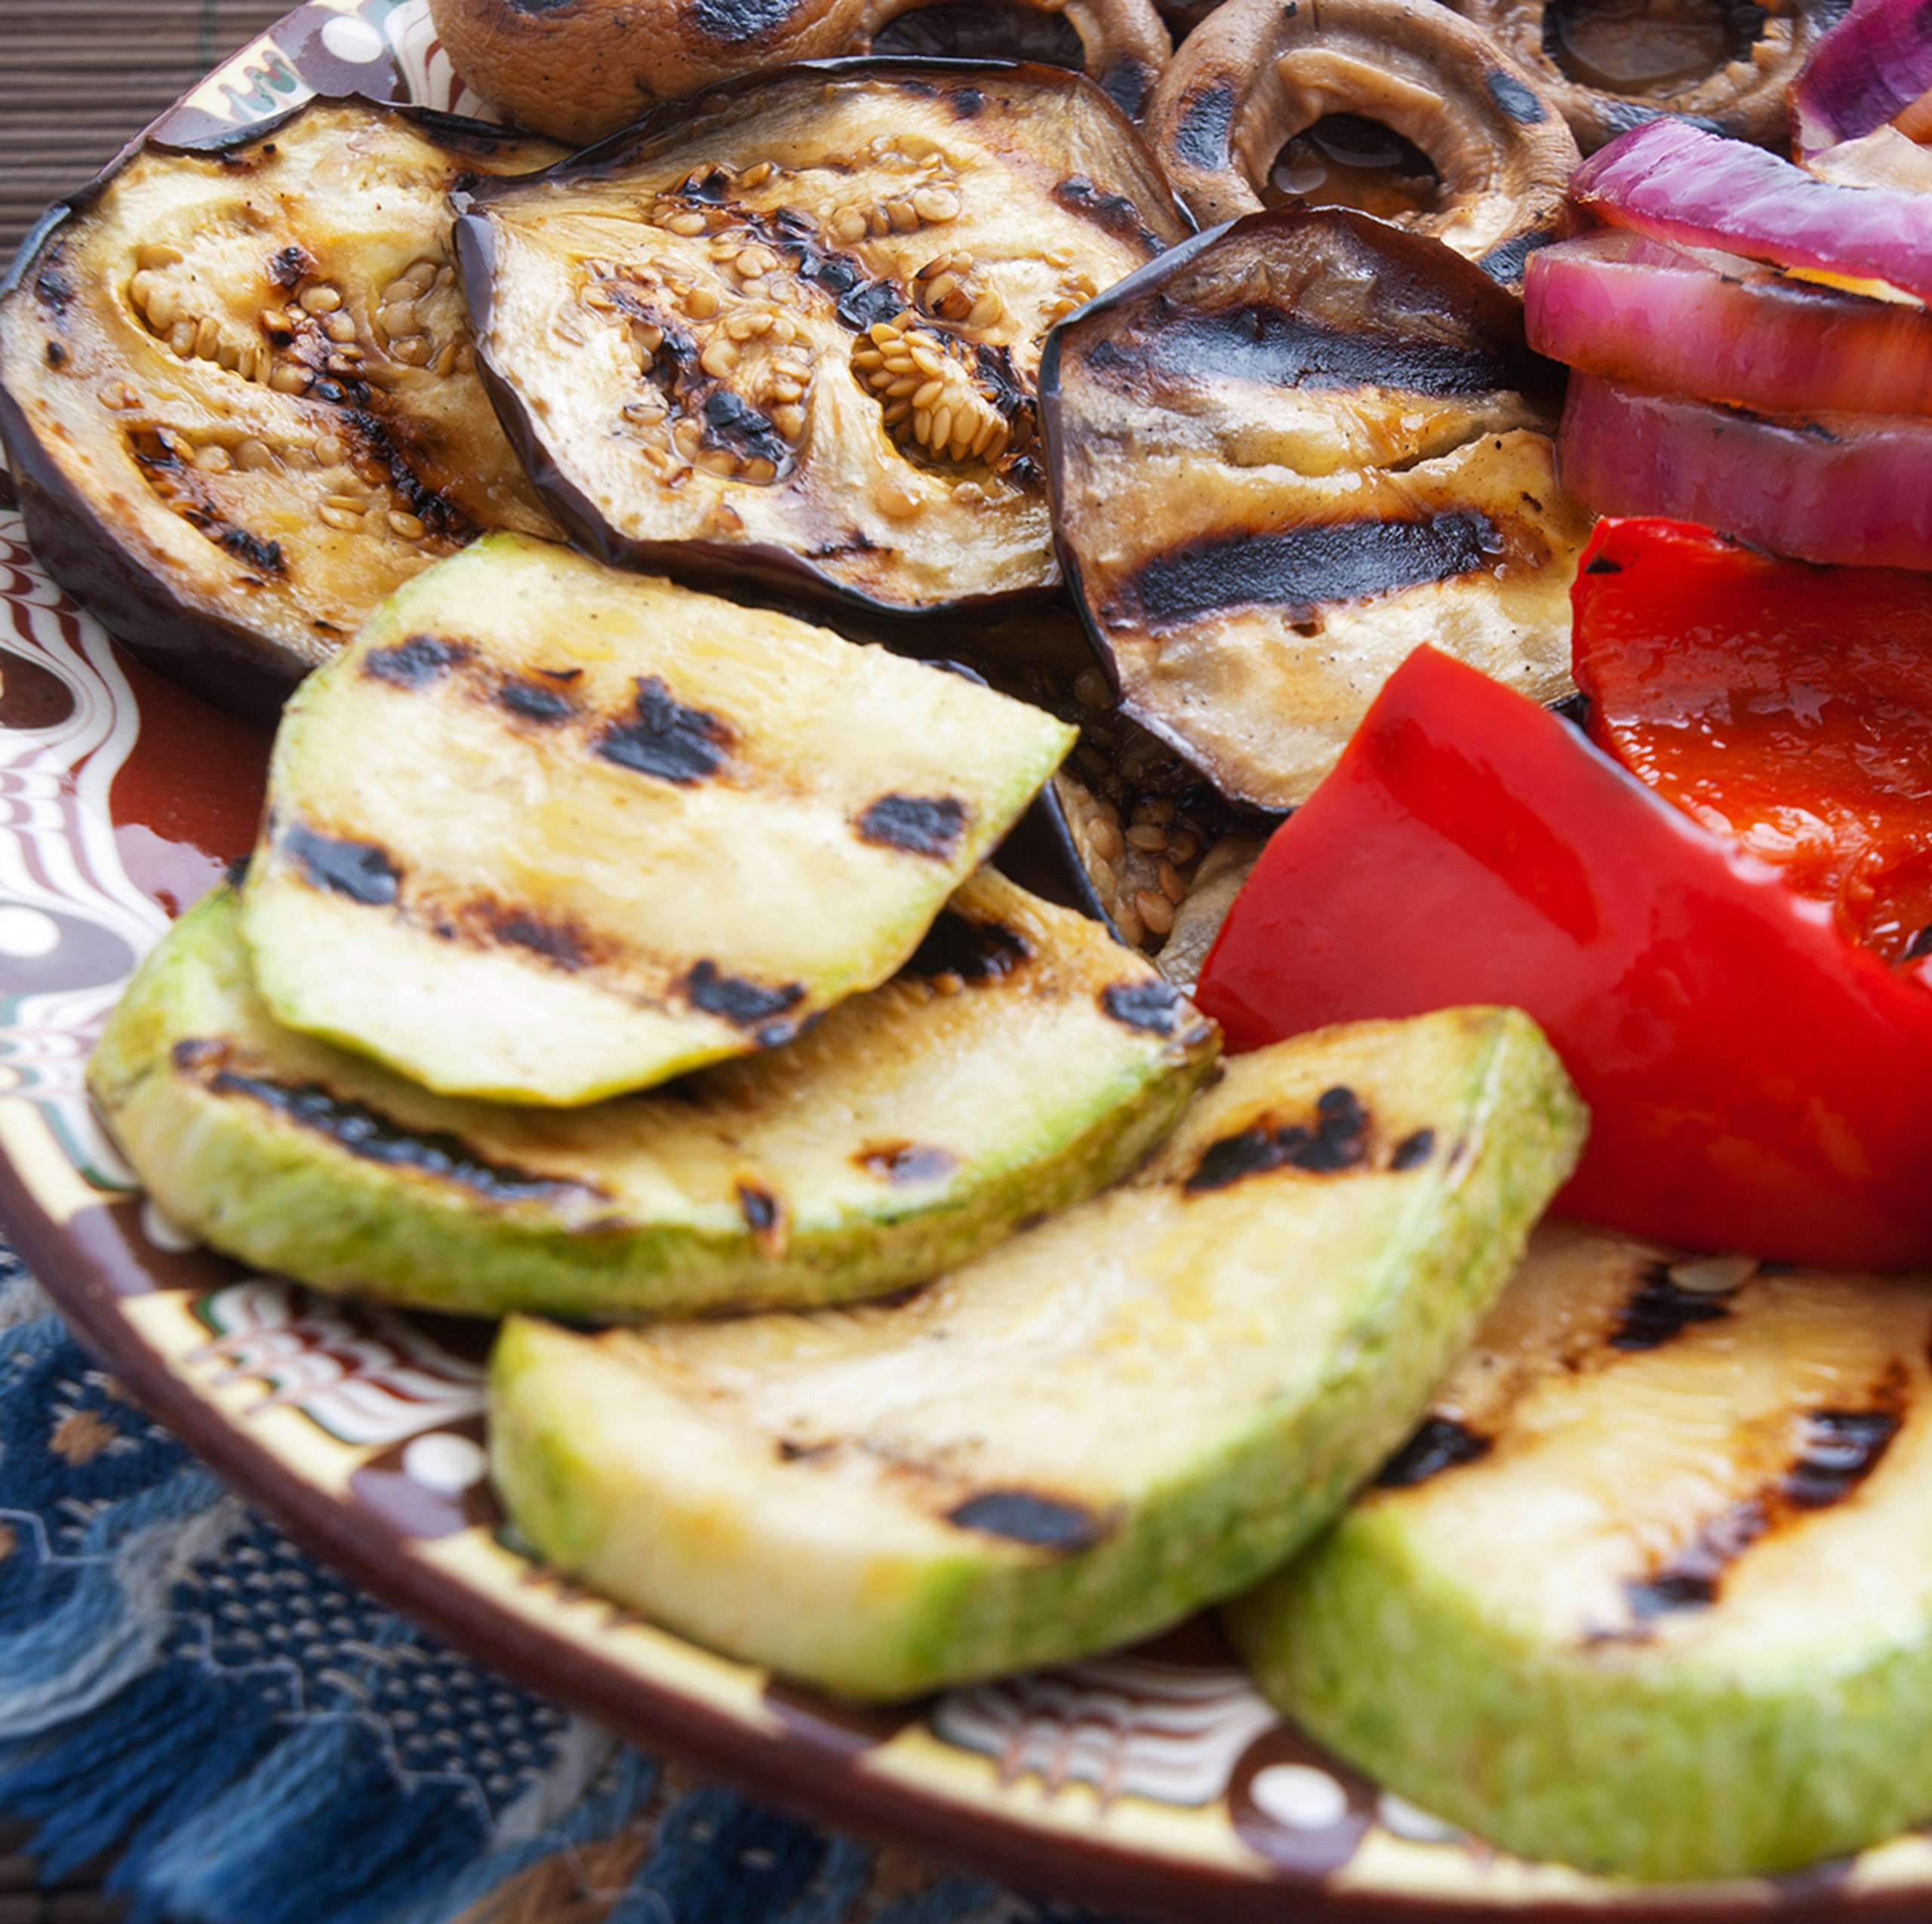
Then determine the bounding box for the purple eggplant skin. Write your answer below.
[454,56,1192,624]
[0,100,561,720]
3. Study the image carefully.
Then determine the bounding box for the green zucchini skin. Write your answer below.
[89,876,1217,1320]
[491,1005,1586,1697]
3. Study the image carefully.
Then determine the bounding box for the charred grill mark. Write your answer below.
[218,525,285,575]
[1131,306,1521,398]
[946,1489,1110,1552]
[497,677,577,724]
[1102,980,1189,1035]
[206,1068,601,1205]
[683,960,806,1029]
[280,822,401,907]
[171,1037,230,1072]
[904,911,1032,984]
[537,665,583,681]
[691,0,800,35]
[1186,1086,1371,1192]
[1173,83,1235,170]
[485,907,593,970]
[1584,555,1623,575]
[854,794,968,859]
[737,1181,782,1236]
[35,265,74,312]
[271,244,313,288]
[341,409,464,537]
[949,85,986,118]
[1054,177,1167,256]
[1486,69,1548,123]
[365,635,475,689]
[1622,1400,1903,1626]
[1377,1414,1492,1489]
[701,389,791,468]
[1475,230,1552,287]
[1389,1127,1438,1170]
[1097,57,1153,119]
[1609,1263,1734,1352]
[856,1141,959,1185]
[1128,513,1499,626]
[595,675,734,785]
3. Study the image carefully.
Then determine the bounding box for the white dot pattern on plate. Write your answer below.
[0,906,60,957]
[1249,1763,1350,1831]
[403,1431,490,1493]
[319,14,386,63]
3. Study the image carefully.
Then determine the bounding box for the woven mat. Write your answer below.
[1,0,289,255]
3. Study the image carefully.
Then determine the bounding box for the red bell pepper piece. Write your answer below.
[1194,641,1932,1268]
[1574,518,1932,967]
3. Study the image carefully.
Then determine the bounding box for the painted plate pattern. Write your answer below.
[4,9,1932,1917]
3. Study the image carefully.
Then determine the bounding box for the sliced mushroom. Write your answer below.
[1146,0,1579,287]
[1040,207,1593,813]
[457,60,1189,617]
[429,0,1169,145]
[1447,0,1841,152]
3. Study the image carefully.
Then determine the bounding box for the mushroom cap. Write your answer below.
[1146,0,1580,289]
[1447,0,1835,151]
[428,0,1170,145]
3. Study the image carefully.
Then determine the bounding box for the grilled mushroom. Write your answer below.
[0,100,561,715]
[457,60,1189,617]
[1040,207,1593,813]
[1146,0,1578,288]
[1446,0,1840,151]
[429,0,1170,145]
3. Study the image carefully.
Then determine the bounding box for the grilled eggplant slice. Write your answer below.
[91,874,1213,1318]
[1232,1224,1932,1879]
[1041,208,1592,811]
[241,534,1075,1103]
[490,1005,1586,1698]
[456,60,1189,617]
[0,100,563,716]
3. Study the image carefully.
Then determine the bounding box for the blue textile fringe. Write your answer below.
[0,1239,1092,1924]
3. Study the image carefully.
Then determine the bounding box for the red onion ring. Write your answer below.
[1571,117,1932,304]
[1558,373,1932,570]
[1525,229,1932,415]
[1793,0,1932,155]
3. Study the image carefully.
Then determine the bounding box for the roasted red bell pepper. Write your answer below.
[1574,518,1932,967]
[1195,640,1932,1268]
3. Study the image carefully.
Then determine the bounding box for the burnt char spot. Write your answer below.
[1131,513,1497,626]
[1584,555,1623,575]
[537,665,583,682]
[1473,229,1554,287]
[946,1489,1109,1552]
[488,908,591,970]
[595,675,733,785]
[281,822,401,906]
[691,0,800,34]
[1390,1127,1438,1170]
[498,678,577,724]
[1102,980,1189,1035]
[205,1070,598,1206]
[1623,1402,1901,1624]
[271,244,312,288]
[1609,1264,1734,1352]
[904,910,1032,984]
[857,1141,959,1185]
[1376,1414,1492,1489]
[171,1037,230,1072]
[1174,83,1235,170]
[218,526,285,575]
[854,794,968,859]
[35,266,74,312]
[45,340,66,367]
[1055,177,1164,253]
[1486,69,1548,123]
[950,85,986,118]
[684,960,806,1028]
[737,1182,782,1236]
[1146,304,1521,400]
[1186,1086,1370,1193]
[701,389,792,467]
[365,634,474,687]
[1097,57,1153,118]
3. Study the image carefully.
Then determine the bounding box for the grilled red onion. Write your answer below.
[1526,229,1932,415]
[1792,0,1932,154]
[1571,118,1932,304]
[1558,374,1932,570]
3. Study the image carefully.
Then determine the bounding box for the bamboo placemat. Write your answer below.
[2,0,290,255]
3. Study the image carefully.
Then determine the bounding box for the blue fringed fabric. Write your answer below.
[0,1239,1103,1924]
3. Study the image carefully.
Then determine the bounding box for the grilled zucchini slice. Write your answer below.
[0,100,563,715]
[90,874,1216,1319]
[490,1005,1586,1697]
[239,533,1075,1103]
[1230,1224,1932,1881]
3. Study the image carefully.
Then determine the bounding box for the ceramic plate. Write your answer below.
[2,11,1928,1917]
